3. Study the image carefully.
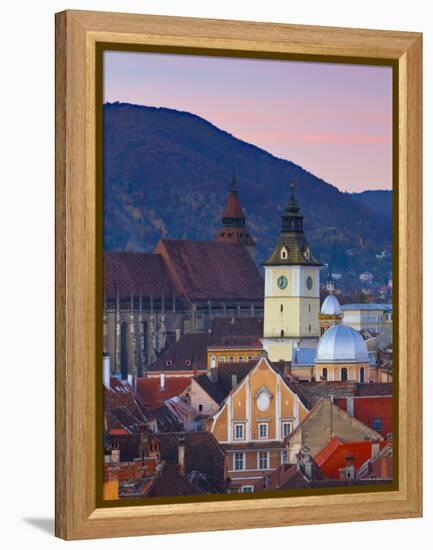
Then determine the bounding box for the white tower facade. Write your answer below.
[261,182,322,362]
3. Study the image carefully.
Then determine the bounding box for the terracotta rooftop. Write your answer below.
[104,252,176,301]
[293,381,393,409]
[135,377,191,409]
[315,437,388,479]
[156,239,264,303]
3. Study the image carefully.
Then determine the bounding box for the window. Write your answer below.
[258,451,269,470]
[341,367,348,381]
[280,330,285,337]
[322,367,328,380]
[247,355,253,362]
[259,423,268,439]
[281,449,289,464]
[282,422,292,437]
[280,247,288,259]
[231,374,238,388]
[239,356,244,363]
[280,304,284,312]
[229,356,235,364]
[360,367,365,383]
[234,452,245,470]
[309,324,311,332]
[308,304,311,312]
[241,485,254,493]
[219,356,225,363]
[165,359,173,367]
[198,404,203,413]
[373,417,382,432]
[184,359,191,367]
[234,423,244,440]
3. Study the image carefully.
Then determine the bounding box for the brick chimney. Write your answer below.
[111,439,120,464]
[178,434,185,476]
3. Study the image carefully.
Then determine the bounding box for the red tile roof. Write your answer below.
[135,377,191,409]
[222,189,246,219]
[334,396,393,437]
[104,252,176,300]
[315,438,387,479]
[156,239,264,303]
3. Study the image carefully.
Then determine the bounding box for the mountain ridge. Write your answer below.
[103,102,392,289]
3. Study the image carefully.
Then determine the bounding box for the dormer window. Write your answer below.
[280,246,288,260]
[165,360,173,367]
[185,359,192,367]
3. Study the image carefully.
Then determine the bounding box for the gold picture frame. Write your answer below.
[55,9,422,540]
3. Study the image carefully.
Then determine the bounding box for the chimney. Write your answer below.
[371,440,381,459]
[160,372,165,391]
[346,396,354,416]
[208,355,218,382]
[103,354,111,389]
[127,373,134,387]
[178,434,185,476]
[111,440,120,464]
[175,328,181,342]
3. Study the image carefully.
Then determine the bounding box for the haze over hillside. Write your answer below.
[103,102,392,288]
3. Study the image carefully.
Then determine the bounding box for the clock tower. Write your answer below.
[262,180,323,362]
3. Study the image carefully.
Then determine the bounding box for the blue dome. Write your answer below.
[316,324,368,364]
[321,294,341,315]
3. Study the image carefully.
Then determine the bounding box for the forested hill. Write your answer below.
[103,102,392,287]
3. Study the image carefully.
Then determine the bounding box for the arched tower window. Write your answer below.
[120,321,128,380]
[360,367,365,383]
[280,330,285,337]
[341,367,348,381]
[322,368,328,380]
[280,247,288,260]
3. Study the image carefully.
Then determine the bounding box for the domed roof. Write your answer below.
[321,294,341,315]
[315,324,368,364]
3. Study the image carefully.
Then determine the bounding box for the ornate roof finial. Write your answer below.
[231,161,237,191]
[289,177,296,201]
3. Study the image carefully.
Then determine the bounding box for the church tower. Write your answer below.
[215,168,256,259]
[262,180,323,361]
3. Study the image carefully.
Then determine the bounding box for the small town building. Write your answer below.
[284,397,383,463]
[334,395,393,438]
[209,356,310,492]
[341,303,392,335]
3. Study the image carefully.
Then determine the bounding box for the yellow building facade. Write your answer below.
[206,346,262,368]
[209,357,309,491]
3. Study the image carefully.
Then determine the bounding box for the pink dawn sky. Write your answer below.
[103,51,393,193]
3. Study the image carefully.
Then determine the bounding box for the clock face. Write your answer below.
[306,276,313,290]
[277,275,288,289]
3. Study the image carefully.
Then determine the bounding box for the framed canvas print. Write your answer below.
[55,10,422,540]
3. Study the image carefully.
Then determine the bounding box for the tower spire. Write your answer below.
[215,164,256,258]
[231,161,237,191]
